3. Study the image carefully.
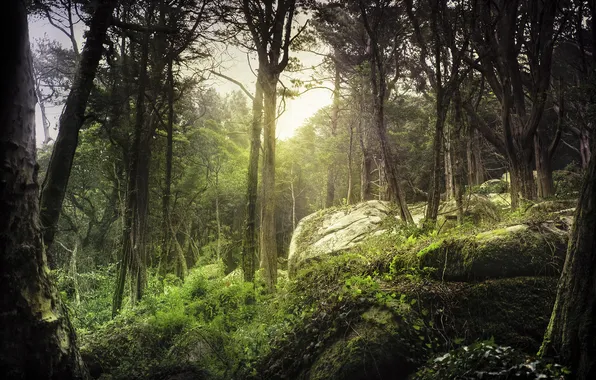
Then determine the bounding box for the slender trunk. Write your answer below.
[161,60,174,274]
[215,169,221,262]
[290,166,297,231]
[35,80,52,144]
[326,66,341,208]
[0,4,87,376]
[540,144,596,379]
[444,127,454,200]
[40,0,116,252]
[113,28,150,316]
[370,55,412,223]
[346,121,354,204]
[358,79,374,201]
[69,240,81,306]
[426,106,447,221]
[473,131,484,185]
[580,127,591,170]
[242,72,263,282]
[535,132,555,198]
[260,69,279,291]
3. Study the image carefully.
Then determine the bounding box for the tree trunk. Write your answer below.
[215,168,222,262]
[0,3,88,376]
[40,0,116,253]
[444,127,455,201]
[113,28,151,316]
[34,79,52,145]
[426,105,447,222]
[540,145,596,379]
[534,132,555,198]
[260,69,279,291]
[242,72,263,282]
[369,55,412,223]
[325,65,340,208]
[161,59,174,275]
[580,127,591,170]
[346,121,354,205]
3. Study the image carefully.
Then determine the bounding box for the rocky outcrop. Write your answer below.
[392,219,570,282]
[288,201,396,276]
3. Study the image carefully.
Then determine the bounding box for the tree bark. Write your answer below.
[40,0,116,253]
[113,27,151,316]
[260,69,279,291]
[242,72,263,283]
[325,65,341,208]
[540,144,596,379]
[0,3,88,377]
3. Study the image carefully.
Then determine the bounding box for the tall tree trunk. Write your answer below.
[34,78,52,144]
[215,168,222,262]
[580,127,591,170]
[260,69,279,291]
[40,0,116,253]
[540,145,596,379]
[473,130,484,185]
[242,72,263,282]
[444,126,455,200]
[0,3,88,376]
[113,28,150,316]
[346,121,354,204]
[426,105,447,222]
[369,55,412,223]
[161,60,174,275]
[325,65,340,208]
[535,131,555,198]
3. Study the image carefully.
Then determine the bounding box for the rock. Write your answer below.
[306,307,420,380]
[437,194,501,230]
[478,179,509,194]
[393,221,570,281]
[526,199,577,218]
[251,276,556,380]
[288,201,397,276]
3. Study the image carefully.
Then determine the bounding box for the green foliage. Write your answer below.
[413,342,569,380]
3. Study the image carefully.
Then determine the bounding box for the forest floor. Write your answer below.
[68,194,575,380]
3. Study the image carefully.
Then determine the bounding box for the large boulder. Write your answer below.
[247,276,557,380]
[392,220,570,282]
[289,201,397,276]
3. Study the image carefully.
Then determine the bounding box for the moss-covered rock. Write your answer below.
[407,277,557,352]
[306,307,420,380]
[288,201,400,277]
[437,195,501,230]
[247,273,557,380]
[393,222,568,282]
[526,200,576,219]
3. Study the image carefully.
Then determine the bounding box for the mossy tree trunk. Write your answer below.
[540,145,596,378]
[0,2,88,377]
[241,72,263,283]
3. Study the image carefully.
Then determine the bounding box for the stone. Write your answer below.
[288,201,397,276]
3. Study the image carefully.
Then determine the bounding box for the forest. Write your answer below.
[1,0,596,379]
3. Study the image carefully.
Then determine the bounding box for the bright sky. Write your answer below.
[28,14,333,145]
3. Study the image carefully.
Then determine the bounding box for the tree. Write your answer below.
[540,142,596,378]
[40,0,117,255]
[0,1,87,377]
[465,0,562,209]
[358,0,413,223]
[242,0,298,291]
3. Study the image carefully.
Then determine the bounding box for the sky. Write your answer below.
[28,13,333,145]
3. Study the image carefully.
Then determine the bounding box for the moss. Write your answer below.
[398,277,557,352]
[307,310,419,380]
[399,225,567,281]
